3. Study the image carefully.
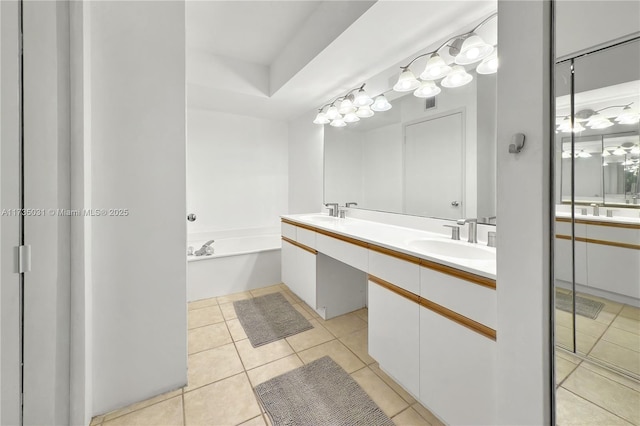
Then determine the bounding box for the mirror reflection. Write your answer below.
[324,69,497,222]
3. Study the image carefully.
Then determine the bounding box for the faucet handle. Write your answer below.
[443,224,461,240]
[346,202,358,208]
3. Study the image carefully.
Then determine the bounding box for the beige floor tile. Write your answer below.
[239,416,267,426]
[555,309,573,328]
[219,302,238,321]
[411,403,444,426]
[188,305,224,329]
[612,316,640,336]
[556,387,633,426]
[235,339,294,370]
[298,340,365,374]
[589,340,640,376]
[562,365,640,424]
[226,318,248,341]
[620,305,640,321]
[104,396,183,426]
[299,302,321,319]
[188,322,232,354]
[217,291,252,304]
[602,326,640,352]
[285,319,335,352]
[351,367,409,417]
[246,354,303,386]
[392,407,430,426]
[580,360,640,392]
[556,348,583,365]
[323,313,368,338]
[370,363,416,405]
[353,307,368,323]
[556,323,599,354]
[556,356,580,385]
[291,303,313,320]
[104,389,182,421]
[188,297,217,311]
[283,290,302,304]
[250,285,283,298]
[340,328,375,365]
[595,309,619,326]
[184,373,261,426]
[90,415,105,426]
[186,343,244,391]
[575,316,609,339]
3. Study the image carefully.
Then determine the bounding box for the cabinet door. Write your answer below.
[281,239,317,309]
[368,280,419,397]
[420,306,496,425]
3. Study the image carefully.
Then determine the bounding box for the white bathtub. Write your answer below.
[187,234,282,301]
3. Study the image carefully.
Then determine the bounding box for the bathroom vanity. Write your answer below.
[281,213,497,425]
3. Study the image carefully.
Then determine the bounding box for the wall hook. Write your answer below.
[509,133,526,154]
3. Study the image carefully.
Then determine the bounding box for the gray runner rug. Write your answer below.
[556,292,605,319]
[234,292,313,347]
[255,356,395,426]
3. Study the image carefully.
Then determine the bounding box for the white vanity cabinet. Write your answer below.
[281,222,317,309]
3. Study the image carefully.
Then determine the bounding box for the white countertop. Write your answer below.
[555,211,640,225]
[282,213,496,280]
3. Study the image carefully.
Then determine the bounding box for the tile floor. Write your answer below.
[555,289,640,425]
[91,284,442,426]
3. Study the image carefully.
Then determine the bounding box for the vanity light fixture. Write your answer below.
[414,80,441,98]
[613,146,626,156]
[313,83,389,126]
[577,150,592,158]
[602,149,611,157]
[615,104,640,124]
[393,13,497,97]
[631,145,640,155]
[557,103,639,133]
[561,151,572,159]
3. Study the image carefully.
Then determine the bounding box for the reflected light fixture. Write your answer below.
[476,50,498,75]
[562,151,572,159]
[420,54,452,80]
[314,83,389,127]
[454,33,494,65]
[613,146,626,156]
[577,150,592,158]
[353,88,373,107]
[326,105,341,120]
[414,80,441,98]
[371,95,392,112]
[615,105,640,124]
[338,96,356,114]
[343,112,360,123]
[557,103,640,133]
[355,105,374,118]
[330,117,346,127]
[631,145,640,155]
[393,68,421,92]
[441,65,473,88]
[313,110,330,124]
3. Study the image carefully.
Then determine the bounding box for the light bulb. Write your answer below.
[343,112,360,123]
[355,105,374,118]
[455,34,493,65]
[420,54,451,80]
[330,118,346,127]
[613,147,626,156]
[313,111,329,124]
[326,106,341,120]
[441,65,473,88]
[562,151,572,159]
[476,51,498,74]
[338,97,355,114]
[370,95,392,112]
[413,80,441,98]
[353,88,373,107]
[393,69,420,92]
[615,106,640,124]
[577,150,592,158]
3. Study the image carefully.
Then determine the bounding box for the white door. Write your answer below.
[404,112,463,219]
[1,1,24,424]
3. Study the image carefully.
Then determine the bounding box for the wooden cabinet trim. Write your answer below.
[281,236,317,255]
[555,234,640,250]
[369,244,421,265]
[556,217,640,230]
[420,259,496,289]
[368,275,421,304]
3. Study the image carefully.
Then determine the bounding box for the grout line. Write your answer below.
[561,386,636,424]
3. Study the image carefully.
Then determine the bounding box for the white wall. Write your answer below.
[288,110,324,214]
[89,1,187,415]
[187,109,288,236]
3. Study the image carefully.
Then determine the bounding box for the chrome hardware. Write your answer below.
[487,231,497,248]
[187,213,196,222]
[456,218,478,244]
[509,133,526,154]
[590,203,600,216]
[451,201,459,207]
[325,203,339,217]
[339,209,346,219]
[606,209,618,218]
[16,245,31,273]
[194,240,215,256]
[443,224,460,240]
[346,202,358,208]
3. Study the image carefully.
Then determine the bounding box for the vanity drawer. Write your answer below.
[281,222,297,240]
[297,227,316,249]
[316,233,368,272]
[368,249,420,294]
[420,266,496,329]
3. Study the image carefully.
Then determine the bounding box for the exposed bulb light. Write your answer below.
[615,106,640,124]
[370,95,392,112]
[562,151,572,159]
[577,150,592,158]
[455,33,494,65]
[355,105,374,118]
[393,68,420,92]
[326,106,341,120]
[343,112,360,123]
[587,112,614,129]
[441,65,473,88]
[420,54,451,80]
[557,119,585,133]
[330,118,346,127]
[353,88,373,107]
[476,50,498,74]
[338,96,356,114]
[413,80,441,98]
[601,149,611,157]
[313,110,329,124]
[613,147,626,156]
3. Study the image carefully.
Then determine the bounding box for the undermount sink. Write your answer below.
[299,214,338,223]
[408,239,495,261]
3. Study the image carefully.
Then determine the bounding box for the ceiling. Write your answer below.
[186,0,497,121]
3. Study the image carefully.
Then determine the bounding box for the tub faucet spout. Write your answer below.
[195,240,215,256]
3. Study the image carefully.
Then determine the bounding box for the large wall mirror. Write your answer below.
[323,24,497,223]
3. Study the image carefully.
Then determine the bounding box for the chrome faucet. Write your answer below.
[590,203,600,216]
[194,240,215,256]
[325,203,339,217]
[345,202,358,208]
[456,218,478,244]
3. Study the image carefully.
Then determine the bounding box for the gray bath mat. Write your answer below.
[556,292,605,319]
[234,292,313,347]
[255,356,394,426]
